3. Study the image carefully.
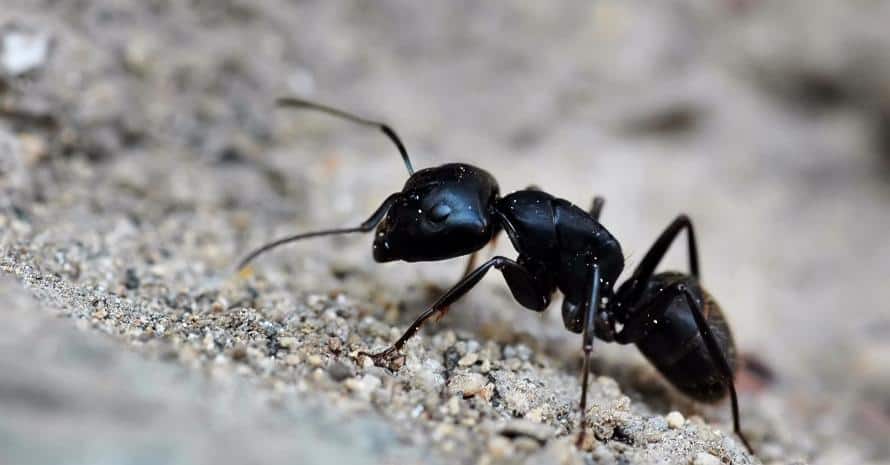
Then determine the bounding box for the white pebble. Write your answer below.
[457,352,478,366]
[345,375,381,400]
[666,411,685,429]
[1,30,51,76]
[487,436,514,459]
[447,372,487,397]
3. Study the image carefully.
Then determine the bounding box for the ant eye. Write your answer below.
[428,203,452,222]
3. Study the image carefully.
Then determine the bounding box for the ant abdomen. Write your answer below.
[634,272,738,403]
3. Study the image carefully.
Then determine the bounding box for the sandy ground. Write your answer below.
[2,1,890,464]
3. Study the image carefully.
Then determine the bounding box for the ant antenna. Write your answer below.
[277,97,415,175]
[236,193,400,271]
[237,226,367,271]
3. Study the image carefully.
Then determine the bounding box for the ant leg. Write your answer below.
[360,256,549,364]
[618,215,699,304]
[438,233,502,322]
[576,264,602,447]
[637,214,699,277]
[612,283,753,454]
[589,196,605,221]
[679,287,753,453]
[236,193,401,270]
[460,233,500,278]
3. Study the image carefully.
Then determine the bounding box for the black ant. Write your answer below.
[238,97,753,453]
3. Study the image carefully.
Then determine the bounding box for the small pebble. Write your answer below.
[457,352,478,366]
[513,437,541,453]
[526,437,583,465]
[487,436,514,459]
[591,444,614,461]
[525,406,545,423]
[666,411,686,429]
[446,396,461,416]
[311,368,327,383]
[344,375,381,400]
[692,452,721,465]
[327,360,353,381]
[1,29,51,75]
[432,423,455,441]
[478,383,494,401]
[229,343,247,361]
[447,372,487,398]
[124,268,139,290]
[123,36,154,75]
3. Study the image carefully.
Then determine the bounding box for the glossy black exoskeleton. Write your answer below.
[238,98,752,453]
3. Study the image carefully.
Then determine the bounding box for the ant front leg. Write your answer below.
[439,233,503,321]
[360,256,550,365]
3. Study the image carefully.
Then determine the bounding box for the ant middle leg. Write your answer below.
[360,256,551,364]
[576,264,602,447]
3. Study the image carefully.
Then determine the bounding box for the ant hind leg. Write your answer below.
[616,214,700,306]
[611,282,753,454]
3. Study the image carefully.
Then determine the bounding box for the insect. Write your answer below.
[238,97,753,453]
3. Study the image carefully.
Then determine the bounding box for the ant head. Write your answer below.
[237,101,497,267]
[373,163,500,262]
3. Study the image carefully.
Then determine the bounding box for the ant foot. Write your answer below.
[357,346,403,369]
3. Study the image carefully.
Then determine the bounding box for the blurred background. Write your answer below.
[2,1,889,464]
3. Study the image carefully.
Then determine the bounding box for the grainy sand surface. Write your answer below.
[2,1,890,464]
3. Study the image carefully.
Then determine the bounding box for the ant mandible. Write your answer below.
[238,97,753,453]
